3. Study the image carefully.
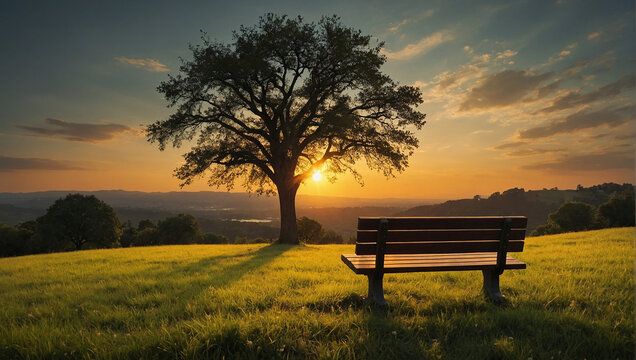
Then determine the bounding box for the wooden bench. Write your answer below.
[341,216,527,305]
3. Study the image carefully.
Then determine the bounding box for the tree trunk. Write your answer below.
[277,182,300,244]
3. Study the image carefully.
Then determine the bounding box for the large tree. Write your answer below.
[147,14,426,244]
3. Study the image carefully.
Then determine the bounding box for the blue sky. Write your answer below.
[0,0,634,198]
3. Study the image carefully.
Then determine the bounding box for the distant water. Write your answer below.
[229,218,273,223]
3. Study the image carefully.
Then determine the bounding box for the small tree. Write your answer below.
[146,14,426,244]
[131,227,158,247]
[138,219,156,231]
[530,222,562,236]
[548,201,595,233]
[156,214,202,245]
[0,222,37,257]
[201,233,229,244]
[119,220,137,248]
[596,189,635,228]
[297,216,323,243]
[36,194,121,251]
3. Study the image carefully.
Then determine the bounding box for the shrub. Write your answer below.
[156,214,202,245]
[530,222,562,236]
[596,189,635,228]
[297,217,323,243]
[201,233,229,244]
[548,201,596,232]
[131,228,158,247]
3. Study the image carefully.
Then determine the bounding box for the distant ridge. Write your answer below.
[398,183,634,231]
[0,190,437,211]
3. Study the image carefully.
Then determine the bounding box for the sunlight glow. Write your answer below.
[312,170,322,181]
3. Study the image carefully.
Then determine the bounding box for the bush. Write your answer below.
[548,201,596,233]
[201,233,229,244]
[530,222,562,236]
[596,189,635,228]
[156,214,202,245]
[131,228,158,247]
[297,216,344,244]
[119,221,137,248]
[233,236,272,244]
[297,217,323,243]
[0,222,38,257]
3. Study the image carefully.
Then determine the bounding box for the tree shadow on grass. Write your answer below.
[165,243,293,292]
[88,244,292,316]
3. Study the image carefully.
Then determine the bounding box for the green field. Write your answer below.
[0,228,633,359]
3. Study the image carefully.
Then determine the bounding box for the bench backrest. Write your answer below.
[355,216,527,256]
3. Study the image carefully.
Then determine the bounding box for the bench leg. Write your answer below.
[367,273,387,306]
[482,270,506,304]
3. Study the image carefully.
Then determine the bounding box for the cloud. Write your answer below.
[505,147,566,157]
[491,141,565,157]
[388,19,409,32]
[523,150,634,171]
[492,141,528,150]
[615,132,636,140]
[472,54,491,64]
[459,70,551,111]
[471,129,494,135]
[436,64,483,90]
[561,51,614,77]
[535,79,563,99]
[0,156,86,172]
[538,74,636,113]
[15,118,132,142]
[544,43,577,65]
[518,105,634,139]
[115,57,169,72]
[495,50,517,60]
[587,31,601,40]
[382,31,454,60]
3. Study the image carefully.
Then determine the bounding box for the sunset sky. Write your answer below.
[0,0,634,199]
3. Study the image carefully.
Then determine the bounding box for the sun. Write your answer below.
[312,170,322,181]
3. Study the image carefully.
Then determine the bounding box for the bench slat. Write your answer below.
[355,240,524,255]
[356,229,526,242]
[341,253,526,275]
[346,252,513,260]
[358,216,527,230]
[345,254,523,265]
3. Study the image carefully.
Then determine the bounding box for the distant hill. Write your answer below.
[0,190,434,240]
[398,183,634,231]
[0,190,433,212]
[1,184,631,236]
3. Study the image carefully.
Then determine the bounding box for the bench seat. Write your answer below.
[342,216,528,305]
[341,252,526,275]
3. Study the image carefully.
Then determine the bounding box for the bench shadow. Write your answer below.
[343,293,632,359]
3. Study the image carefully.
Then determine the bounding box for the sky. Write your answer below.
[0,0,634,199]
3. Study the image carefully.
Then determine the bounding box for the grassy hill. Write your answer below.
[0,228,633,359]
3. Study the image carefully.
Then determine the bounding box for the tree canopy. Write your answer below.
[596,188,635,228]
[146,14,426,243]
[36,194,121,250]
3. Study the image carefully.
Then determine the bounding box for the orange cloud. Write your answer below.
[382,31,454,60]
[15,118,132,142]
[115,57,169,72]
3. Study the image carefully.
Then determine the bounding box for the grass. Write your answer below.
[0,227,633,359]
